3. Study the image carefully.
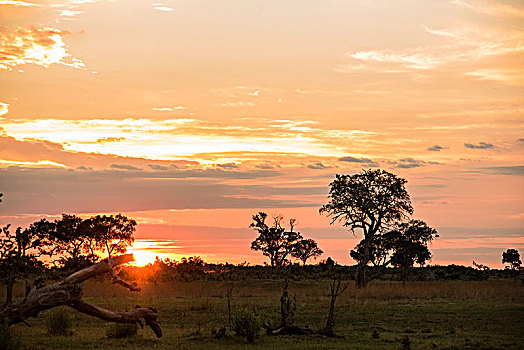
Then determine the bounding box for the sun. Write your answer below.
[131,249,160,266]
[128,240,168,266]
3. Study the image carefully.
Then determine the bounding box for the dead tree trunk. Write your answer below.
[262,271,315,336]
[320,275,347,337]
[0,254,162,338]
[226,284,233,331]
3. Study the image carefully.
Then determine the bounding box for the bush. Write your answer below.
[232,309,260,343]
[0,321,20,350]
[106,323,138,339]
[45,307,73,336]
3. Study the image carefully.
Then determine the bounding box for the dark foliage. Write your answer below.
[502,249,521,270]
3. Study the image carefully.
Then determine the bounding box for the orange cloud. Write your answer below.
[0,27,84,70]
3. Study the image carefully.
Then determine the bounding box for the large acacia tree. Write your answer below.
[320,169,414,287]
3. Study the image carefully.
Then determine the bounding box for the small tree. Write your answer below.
[320,169,413,287]
[250,212,302,267]
[291,239,323,265]
[502,249,521,270]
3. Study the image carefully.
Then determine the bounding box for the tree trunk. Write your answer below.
[5,277,14,305]
[0,254,162,338]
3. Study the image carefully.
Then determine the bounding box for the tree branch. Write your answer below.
[0,254,161,337]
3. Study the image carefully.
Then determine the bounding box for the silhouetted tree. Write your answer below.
[320,169,414,287]
[36,215,99,270]
[0,224,45,304]
[502,249,522,270]
[350,220,438,281]
[291,239,323,265]
[250,212,302,267]
[83,214,136,259]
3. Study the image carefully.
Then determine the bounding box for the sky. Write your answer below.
[0,0,523,267]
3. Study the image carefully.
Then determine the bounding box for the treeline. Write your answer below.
[120,257,521,283]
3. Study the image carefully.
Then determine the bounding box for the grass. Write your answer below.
[7,279,524,349]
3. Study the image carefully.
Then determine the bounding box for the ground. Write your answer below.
[6,279,524,349]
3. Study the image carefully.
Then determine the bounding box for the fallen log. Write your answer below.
[0,254,162,338]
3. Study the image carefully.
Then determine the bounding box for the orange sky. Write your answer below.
[0,0,523,267]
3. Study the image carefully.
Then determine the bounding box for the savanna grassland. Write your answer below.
[5,279,524,349]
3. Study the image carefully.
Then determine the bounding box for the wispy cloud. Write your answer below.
[428,145,447,152]
[110,163,142,171]
[450,0,524,19]
[0,0,39,6]
[152,3,173,12]
[220,101,255,107]
[338,22,524,76]
[464,142,494,149]
[0,117,375,160]
[152,106,185,111]
[0,27,84,70]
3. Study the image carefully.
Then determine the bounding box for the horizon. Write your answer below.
[1,0,523,269]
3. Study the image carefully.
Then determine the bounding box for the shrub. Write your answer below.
[106,323,138,339]
[232,309,260,343]
[0,321,20,350]
[45,307,73,336]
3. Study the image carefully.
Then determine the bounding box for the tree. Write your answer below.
[502,249,521,270]
[250,212,302,267]
[44,214,99,270]
[350,220,438,281]
[83,214,136,259]
[0,224,45,304]
[291,239,323,265]
[320,169,414,287]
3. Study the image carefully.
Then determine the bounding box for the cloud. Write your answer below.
[109,164,142,171]
[152,3,173,12]
[395,158,426,169]
[338,156,378,167]
[482,166,524,176]
[152,106,185,111]
[216,162,239,170]
[0,27,85,70]
[450,0,524,19]
[220,102,255,107]
[96,137,125,143]
[0,167,318,215]
[338,156,372,163]
[0,102,8,116]
[464,142,494,149]
[0,117,375,160]
[338,22,524,76]
[56,10,85,19]
[427,145,447,152]
[148,164,170,171]
[0,0,38,6]
[307,162,329,170]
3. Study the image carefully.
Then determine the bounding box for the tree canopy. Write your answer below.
[502,249,521,270]
[291,238,323,266]
[250,212,302,267]
[320,169,435,287]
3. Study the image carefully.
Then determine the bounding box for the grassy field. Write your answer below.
[6,279,524,349]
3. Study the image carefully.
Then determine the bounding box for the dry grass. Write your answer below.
[80,279,523,301]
